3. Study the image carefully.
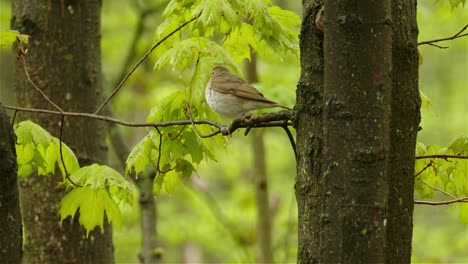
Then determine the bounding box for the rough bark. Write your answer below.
[295,0,325,262]
[12,1,113,263]
[295,1,419,263]
[0,104,22,263]
[387,1,420,262]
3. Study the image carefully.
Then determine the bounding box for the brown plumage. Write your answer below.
[205,66,288,118]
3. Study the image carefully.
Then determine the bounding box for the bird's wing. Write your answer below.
[211,74,279,104]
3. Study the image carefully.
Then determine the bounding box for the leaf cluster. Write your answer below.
[0,29,28,48]
[14,120,133,235]
[415,137,468,223]
[126,90,224,195]
[123,0,300,196]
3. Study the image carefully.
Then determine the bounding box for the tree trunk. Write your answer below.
[295,1,419,263]
[12,1,113,263]
[0,104,22,263]
[387,1,420,262]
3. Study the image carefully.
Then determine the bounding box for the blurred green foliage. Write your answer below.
[0,0,466,263]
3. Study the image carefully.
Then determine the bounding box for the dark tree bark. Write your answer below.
[0,104,22,263]
[387,1,420,262]
[295,1,419,263]
[12,1,113,263]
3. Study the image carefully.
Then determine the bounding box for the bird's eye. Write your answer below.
[211,70,215,75]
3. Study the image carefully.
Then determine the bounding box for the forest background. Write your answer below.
[0,0,466,263]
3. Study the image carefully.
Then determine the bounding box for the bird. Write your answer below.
[205,66,289,119]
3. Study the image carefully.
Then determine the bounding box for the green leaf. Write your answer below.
[53,138,80,176]
[68,164,133,204]
[455,203,468,224]
[163,170,180,193]
[0,30,29,48]
[222,23,256,62]
[448,0,466,8]
[14,120,78,178]
[15,120,53,148]
[153,173,165,196]
[448,137,468,154]
[59,187,121,236]
[126,133,157,175]
[191,0,240,35]
[176,158,196,178]
[419,90,432,108]
[59,164,133,235]
[154,37,208,72]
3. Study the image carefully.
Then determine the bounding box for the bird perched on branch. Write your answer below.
[205,66,289,119]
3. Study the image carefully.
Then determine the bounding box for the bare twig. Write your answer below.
[415,154,468,160]
[18,45,64,113]
[94,14,202,115]
[428,43,448,49]
[416,176,456,200]
[418,23,468,47]
[282,124,297,159]
[6,105,222,129]
[58,115,80,187]
[414,161,434,178]
[185,104,219,138]
[6,105,294,137]
[415,197,468,206]
[11,109,18,126]
[17,41,78,186]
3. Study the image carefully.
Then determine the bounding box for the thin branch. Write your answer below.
[428,43,448,49]
[11,109,18,126]
[415,197,468,206]
[7,105,294,140]
[414,161,434,178]
[416,176,456,200]
[282,124,297,159]
[415,154,468,160]
[418,23,468,47]
[94,14,201,115]
[185,104,219,138]
[58,115,80,187]
[6,105,223,130]
[18,45,64,113]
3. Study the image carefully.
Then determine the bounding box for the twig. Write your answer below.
[282,124,297,159]
[58,115,80,187]
[418,23,468,47]
[18,46,64,113]
[414,161,433,178]
[415,154,468,160]
[415,197,468,206]
[94,14,202,115]
[6,105,223,130]
[11,109,18,126]
[185,104,219,138]
[416,176,456,199]
[17,42,78,186]
[6,105,294,138]
[428,43,448,49]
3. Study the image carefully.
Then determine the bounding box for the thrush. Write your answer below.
[205,66,289,119]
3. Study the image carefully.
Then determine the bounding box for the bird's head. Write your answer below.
[211,66,230,77]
